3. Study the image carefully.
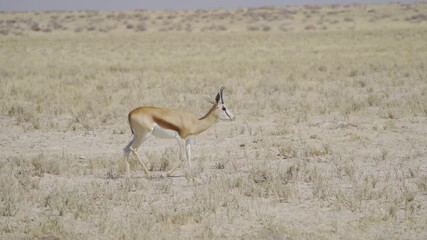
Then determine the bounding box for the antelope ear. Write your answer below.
[203,96,216,104]
[215,92,221,103]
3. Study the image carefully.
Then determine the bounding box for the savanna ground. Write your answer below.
[1,2,427,239]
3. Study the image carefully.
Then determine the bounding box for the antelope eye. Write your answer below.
[222,106,226,111]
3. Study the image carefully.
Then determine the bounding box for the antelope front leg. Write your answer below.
[167,138,184,177]
[185,138,193,177]
[185,138,192,169]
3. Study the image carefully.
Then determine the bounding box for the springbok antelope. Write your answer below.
[123,86,235,178]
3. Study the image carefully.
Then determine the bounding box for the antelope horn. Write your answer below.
[215,86,226,104]
[219,86,225,104]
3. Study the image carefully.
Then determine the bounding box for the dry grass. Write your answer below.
[1,2,427,239]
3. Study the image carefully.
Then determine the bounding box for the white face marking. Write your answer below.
[218,103,235,121]
[152,123,179,139]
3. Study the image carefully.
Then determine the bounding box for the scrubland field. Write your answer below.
[1,2,427,239]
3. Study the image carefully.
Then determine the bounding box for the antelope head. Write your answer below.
[215,86,235,121]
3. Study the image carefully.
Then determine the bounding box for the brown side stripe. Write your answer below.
[152,116,181,134]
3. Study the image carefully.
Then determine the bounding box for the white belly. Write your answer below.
[151,123,179,139]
